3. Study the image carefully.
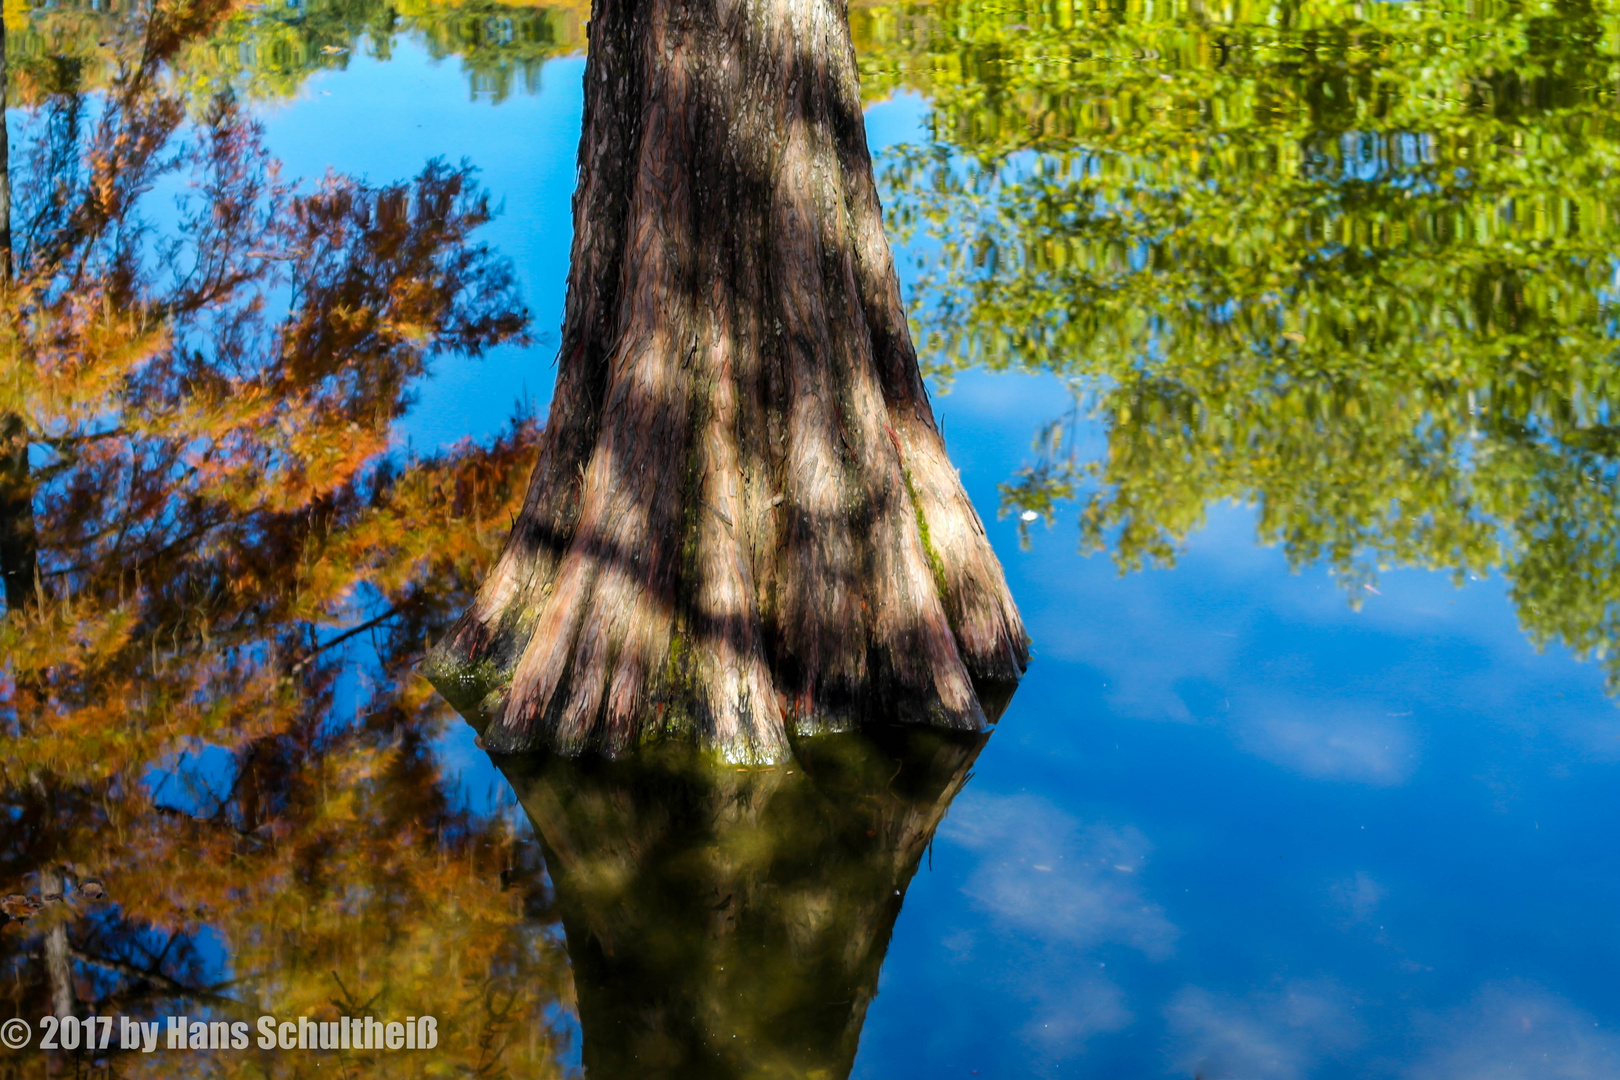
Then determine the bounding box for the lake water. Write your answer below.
[7,1,1620,1077]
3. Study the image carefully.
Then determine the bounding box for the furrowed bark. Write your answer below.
[425,0,1028,759]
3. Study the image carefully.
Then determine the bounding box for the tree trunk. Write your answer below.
[0,414,32,613]
[425,0,1027,759]
[499,728,984,1078]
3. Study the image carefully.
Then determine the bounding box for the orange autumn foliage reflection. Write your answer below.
[0,1,575,1075]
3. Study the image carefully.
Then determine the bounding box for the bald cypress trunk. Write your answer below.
[425,0,1027,760]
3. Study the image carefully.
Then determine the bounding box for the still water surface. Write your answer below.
[6,1,1620,1076]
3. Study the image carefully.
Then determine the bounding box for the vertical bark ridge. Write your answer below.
[688,288,792,759]
[836,104,1029,689]
[424,0,648,711]
[424,0,1027,760]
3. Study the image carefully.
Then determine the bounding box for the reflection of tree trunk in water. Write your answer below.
[499,729,984,1079]
[0,9,31,615]
[425,0,1027,760]
[0,412,32,611]
[1,5,54,1015]
[38,869,73,1019]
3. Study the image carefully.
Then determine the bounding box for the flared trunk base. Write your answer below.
[424,0,1027,759]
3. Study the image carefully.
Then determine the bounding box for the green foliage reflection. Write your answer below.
[6,0,585,107]
[867,0,1620,685]
[180,0,584,103]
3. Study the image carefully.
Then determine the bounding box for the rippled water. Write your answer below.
[7,1,1620,1077]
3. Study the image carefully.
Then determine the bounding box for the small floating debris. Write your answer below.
[321,44,349,55]
[78,879,107,902]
